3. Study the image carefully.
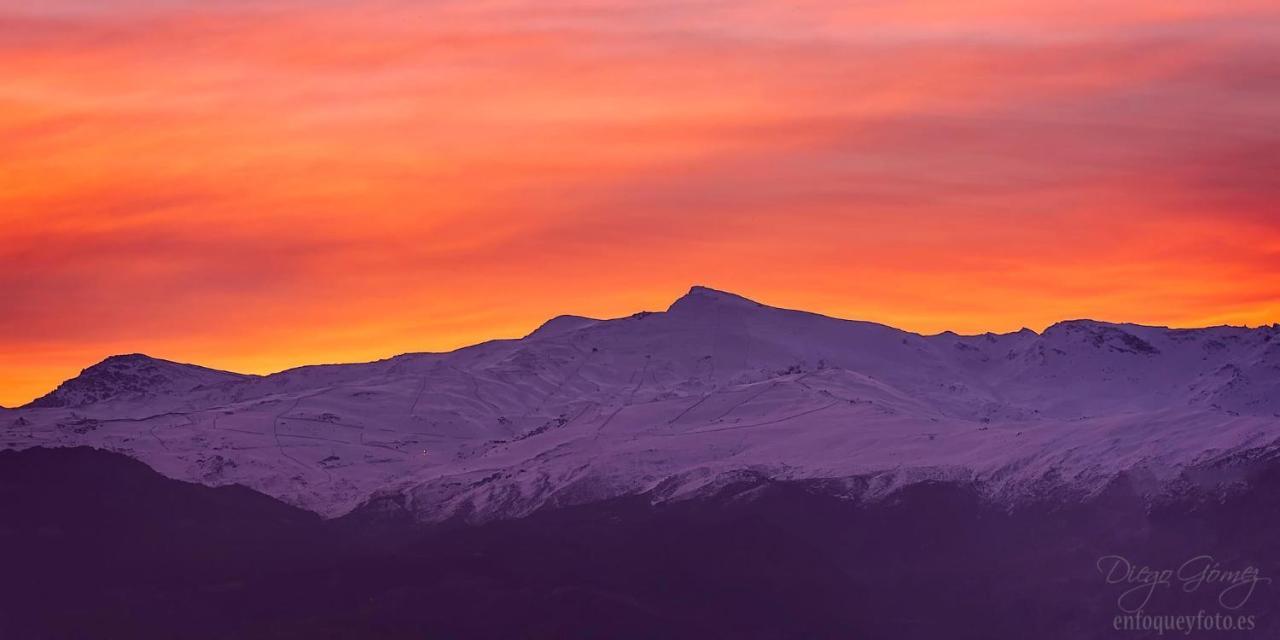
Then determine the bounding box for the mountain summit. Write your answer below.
[667,285,767,313]
[25,354,247,409]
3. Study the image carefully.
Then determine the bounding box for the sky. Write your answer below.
[1,0,1278,406]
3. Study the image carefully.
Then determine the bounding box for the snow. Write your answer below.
[3,286,1278,521]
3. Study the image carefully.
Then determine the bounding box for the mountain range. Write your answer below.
[4,286,1279,522]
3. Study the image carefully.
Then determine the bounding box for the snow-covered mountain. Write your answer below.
[26,353,252,410]
[3,286,1278,521]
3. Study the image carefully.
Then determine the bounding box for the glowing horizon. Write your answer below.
[2,0,1278,406]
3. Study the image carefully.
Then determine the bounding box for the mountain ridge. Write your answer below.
[5,285,1279,522]
[27,285,1273,408]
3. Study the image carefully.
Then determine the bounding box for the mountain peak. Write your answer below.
[1043,319,1112,332]
[526,315,599,339]
[667,286,765,313]
[1041,320,1161,355]
[24,354,246,409]
[99,353,162,366]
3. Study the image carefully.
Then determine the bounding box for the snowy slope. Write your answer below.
[4,286,1279,521]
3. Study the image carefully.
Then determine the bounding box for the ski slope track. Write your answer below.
[4,286,1279,522]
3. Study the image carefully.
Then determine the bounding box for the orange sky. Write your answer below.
[2,0,1278,406]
